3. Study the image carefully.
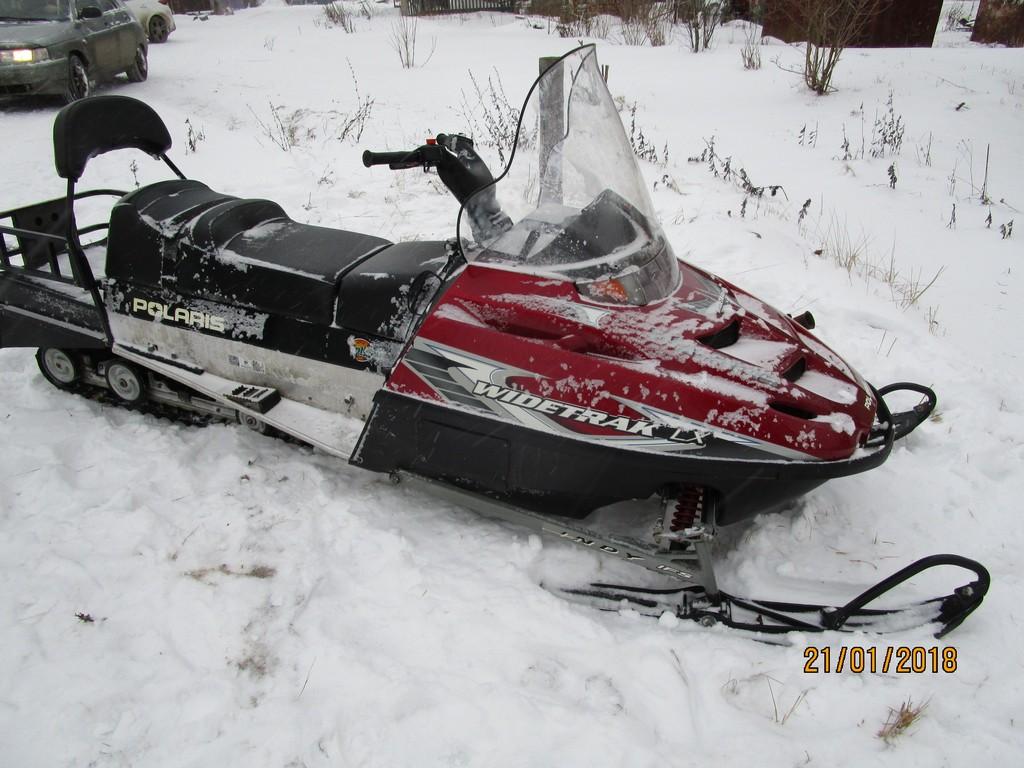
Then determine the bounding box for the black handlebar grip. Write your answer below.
[362,150,413,168]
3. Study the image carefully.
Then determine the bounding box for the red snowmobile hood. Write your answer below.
[389,260,877,462]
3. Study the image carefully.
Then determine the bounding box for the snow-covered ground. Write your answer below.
[2,2,1022,764]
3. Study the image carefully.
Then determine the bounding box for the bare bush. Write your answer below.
[459,69,527,166]
[248,62,373,151]
[185,118,206,154]
[646,3,673,45]
[617,0,650,46]
[591,12,612,38]
[249,102,312,152]
[556,0,598,37]
[778,0,885,94]
[332,60,375,144]
[678,0,725,52]
[869,91,905,158]
[741,21,761,68]
[322,2,354,33]
[943,0,967,31]
[628,102,669,164]
[389,16,436,69]
[606,0,672,47]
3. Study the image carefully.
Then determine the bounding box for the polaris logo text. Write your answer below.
[471,381,706,444]
[131,298,226,333]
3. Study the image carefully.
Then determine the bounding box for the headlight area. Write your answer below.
[0,48,51,64]
[575,242,681,307]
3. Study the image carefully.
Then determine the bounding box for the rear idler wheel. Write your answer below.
[237,411,270,435]
[36,348,81,389]
[105,360,147,405]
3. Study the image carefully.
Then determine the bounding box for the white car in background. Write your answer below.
[125,0,176,43]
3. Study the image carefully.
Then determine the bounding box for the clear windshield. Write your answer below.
[0,0,70,21]
[457,45,679,306]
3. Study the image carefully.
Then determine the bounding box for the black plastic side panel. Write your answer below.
[0,307,106,349]
[106,279,404,375]
[352,391,828,524]
[0,272,105,332]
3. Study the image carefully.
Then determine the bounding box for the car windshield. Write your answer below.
[0,0,70,21]
[457,45,680,306]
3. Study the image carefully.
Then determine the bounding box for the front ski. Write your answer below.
[559,554,989,638]
[401,474,988,638]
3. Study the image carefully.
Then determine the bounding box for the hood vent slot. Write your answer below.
[769,401,817,420]
[697,319,740,349]
[781,356,806,382]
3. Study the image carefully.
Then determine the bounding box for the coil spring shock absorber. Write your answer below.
[672,485,704,531]
[657,484,709,550]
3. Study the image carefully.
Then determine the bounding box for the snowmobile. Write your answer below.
[0,46,988,637]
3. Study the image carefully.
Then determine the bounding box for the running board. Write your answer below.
[113,344,364,458]
[398,472,717,591]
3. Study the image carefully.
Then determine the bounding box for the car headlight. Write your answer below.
[0,48,50,64]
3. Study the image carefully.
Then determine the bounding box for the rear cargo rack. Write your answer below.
[0,189,124,285]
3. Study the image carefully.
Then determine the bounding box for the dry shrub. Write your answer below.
[322,2,355,33]
[610,0,670,45]
[741,21,762,68]
[778,0,886,93]
[878,698,928,743]
[557,0,600,37]
[678,0,726,51]
[389,16,437,69]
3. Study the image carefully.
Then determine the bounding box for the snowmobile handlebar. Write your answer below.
[361,147,441,170]
[361,135,501,209]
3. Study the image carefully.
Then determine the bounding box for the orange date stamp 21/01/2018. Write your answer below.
[803,646,957,674]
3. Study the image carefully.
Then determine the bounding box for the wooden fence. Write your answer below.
[401,0,517,15]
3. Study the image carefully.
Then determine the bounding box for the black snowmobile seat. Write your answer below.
[106,178,392,326]
[336,241,451,341]
[174,198,392,326]
[105,180,239,287]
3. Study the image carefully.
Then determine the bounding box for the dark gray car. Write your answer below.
[1,0,147,103]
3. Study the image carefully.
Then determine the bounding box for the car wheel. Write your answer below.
[63,55,90,104]
[149,15,169,44]
[126,44,148,83]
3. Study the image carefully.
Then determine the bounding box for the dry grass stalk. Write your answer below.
[877,698,928,743]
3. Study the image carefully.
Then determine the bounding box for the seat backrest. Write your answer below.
[53,95,172,181]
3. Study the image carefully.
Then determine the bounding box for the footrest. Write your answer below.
[226,384,280,414]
